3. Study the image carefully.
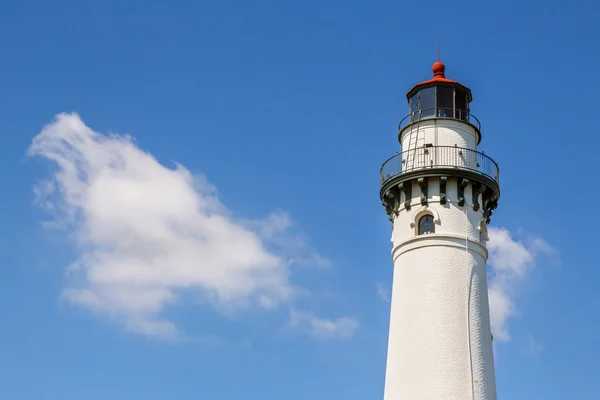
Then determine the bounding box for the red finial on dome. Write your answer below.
[432,61,445,79]
[406,59,468,98]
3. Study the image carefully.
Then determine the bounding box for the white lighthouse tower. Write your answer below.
[380,61,500,399]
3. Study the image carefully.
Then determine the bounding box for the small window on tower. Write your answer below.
[418,215,435,235]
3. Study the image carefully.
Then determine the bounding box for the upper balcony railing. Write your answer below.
[398,108,481,132]
[380,145,499,186]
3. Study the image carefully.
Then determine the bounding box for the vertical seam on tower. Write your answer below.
[466,203,476,400]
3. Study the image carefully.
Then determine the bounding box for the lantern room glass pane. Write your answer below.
[455,89,468,121]
[410,93,419,122]
[419,87,435,118]
[436,86,454,117]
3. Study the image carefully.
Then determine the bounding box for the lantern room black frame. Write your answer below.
[408,84,471,124]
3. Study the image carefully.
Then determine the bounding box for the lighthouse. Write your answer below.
[380,62,500,399]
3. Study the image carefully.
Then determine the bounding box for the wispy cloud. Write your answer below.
[527,334,543,356]
[28,113,348,339]
[375,282,391,303]
[487,227,556,341]
[287,309,360,339]
[250,210,331,269]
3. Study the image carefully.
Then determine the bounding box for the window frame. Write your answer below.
[409,206,440,236]
[418,214,435,235]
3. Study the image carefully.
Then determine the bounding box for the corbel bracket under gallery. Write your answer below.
[439,176,447,205]
[457,178,469,207]
[472,183,487,212]
[417,178,428,206]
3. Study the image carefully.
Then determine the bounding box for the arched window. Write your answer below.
[418,215,435,235]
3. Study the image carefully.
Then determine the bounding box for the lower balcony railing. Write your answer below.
[380,146,499,185]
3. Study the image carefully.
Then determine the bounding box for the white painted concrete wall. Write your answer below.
[383,177,497,400]
[400,119,478,150]
[399,119,480,174]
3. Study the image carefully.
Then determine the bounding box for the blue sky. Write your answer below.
[0,0,597,399]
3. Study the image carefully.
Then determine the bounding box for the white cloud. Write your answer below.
[288,309,360,339]
[487,227,555,341]
[28,113,340,339]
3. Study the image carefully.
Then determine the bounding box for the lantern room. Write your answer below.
[406,61,473,123]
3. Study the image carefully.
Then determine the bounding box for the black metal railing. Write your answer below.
[398,108,481,132]
[380,146,499,185]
